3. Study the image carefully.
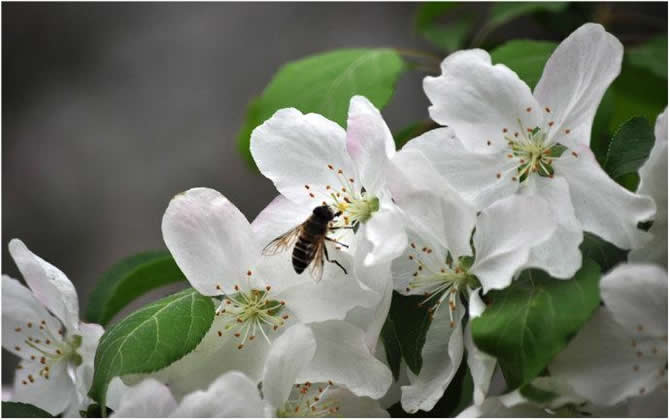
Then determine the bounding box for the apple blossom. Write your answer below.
[2,239,104,416]
[408,23,654,280]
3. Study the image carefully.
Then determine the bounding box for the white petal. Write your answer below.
[251,194,313,248]
[345,280,393,351]
[549,307,666,406]
[627,385,668,417]
[600,263,668,336]
[297,321,393,399]
[161,188,259,296]
[326,387,390,417]
[631,108,668,268]
[361,195,408,266]
[111,379,177,418]
[424,49,544,154]
[12,358,73,416]
[555,146,656,249]
[534,23,623,149]
[522,176,583,279]
[346,95,395,195]
[401,302,465,413]
[1,275,63,359]
[387,146,477,257]
[171,371,265,417]
[250,107,354,207]
[402,127,519,211]
[464,290,496,405]
[8,239,80,333]
[105,377,131,412]
[456,390,551,417]
[470,194,556,292]
[376,345,410,409]
[391,231,449,296]
[262,324,317,409]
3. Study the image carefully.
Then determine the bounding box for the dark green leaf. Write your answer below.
[389,291,433,375]
[627,36,668,79]
[237,48,407,169]
[415,2,458,29]
[591,88,616,166]
[487,2,568,30]
[380,317,402,381]
[86,251,186,326]
[604,117,655,181]
[1,402,54,418]
[88,288,214,413]
[471,260,601,389]
[490,41,557,89]
[394,120,439,149]
[609,59,667,134]
[579,232,628,273]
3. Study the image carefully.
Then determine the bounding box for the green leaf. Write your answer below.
[1,402,54,418]
[609,59,667,134]
[471,260,601,389]
[519,383,559,404]
[579,232,628,273]
[604,117,655,181]
[490,41,557,89]
[388,291,433,376]
[415,3,473,52]
[88,288,214,412]
[487,2,568,30]
[627,36,668,79]
[394,120,439,149]
[380,317,402,381]
[86,251,186,326]
[237,48,408,169]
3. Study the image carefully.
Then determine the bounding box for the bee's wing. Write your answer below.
[262,225,302,256]
[308,240,326,283]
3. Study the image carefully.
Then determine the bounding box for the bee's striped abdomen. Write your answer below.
[292,233,316,274]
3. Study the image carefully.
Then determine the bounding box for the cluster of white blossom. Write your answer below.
[2,23,666,417]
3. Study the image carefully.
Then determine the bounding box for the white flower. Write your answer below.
[630,108,668,268]
[549,263,668,416]
[112,324,389,418]
[392,194,555,413]
[250,95,408,269]
[146,188,385,398]
[2,239,104,416]
[410,23,655,279]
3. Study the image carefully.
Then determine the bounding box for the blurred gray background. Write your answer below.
[3,2,666,386]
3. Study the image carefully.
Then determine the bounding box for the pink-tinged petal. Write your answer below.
[534,24,623,149]
[387,146,477,257]
[470,194,556,293]
[262,324,317,410]
[600,263,667,337]
[555,145,656,250]
[250,108,355,207]
[8,239,80,333]
[297,321,393,399]
[161,188,259,296]
[402,128,519,211]
[424,49,543,154]
[400,301,465,413]
[346,95,395,195]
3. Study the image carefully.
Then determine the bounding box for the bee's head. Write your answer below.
[313,205,336,221]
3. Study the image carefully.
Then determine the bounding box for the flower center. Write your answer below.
[16,320,81,385]
[405,243,477,328]
[277,381,339,418]
[304,165,379,229]
[503,122,566,181]
[215,283,287,349]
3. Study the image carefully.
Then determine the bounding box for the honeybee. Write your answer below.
[262,205,349,282]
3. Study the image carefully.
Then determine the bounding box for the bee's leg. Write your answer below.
[325,236,349,248]
[328,226,354,230]
[323,244,347,274]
